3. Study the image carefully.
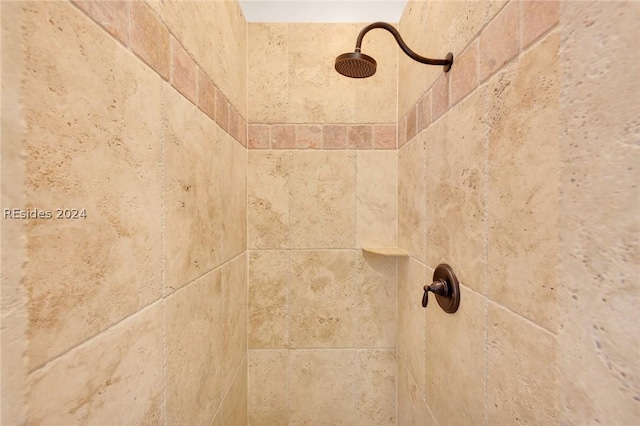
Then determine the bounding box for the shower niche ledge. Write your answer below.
[361,247,410,257]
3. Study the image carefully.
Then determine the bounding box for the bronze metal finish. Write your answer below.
[422,263,460,314]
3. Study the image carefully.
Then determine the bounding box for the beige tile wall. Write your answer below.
[3,1,247,423]
[398,1,639,425]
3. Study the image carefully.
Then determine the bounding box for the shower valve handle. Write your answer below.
[422,279,449,308]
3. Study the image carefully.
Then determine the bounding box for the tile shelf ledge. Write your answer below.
[361,247,410,257]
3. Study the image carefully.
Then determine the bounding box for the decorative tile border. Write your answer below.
[399,0,559,148]
[71,0,247,147]
[248,124,397,150]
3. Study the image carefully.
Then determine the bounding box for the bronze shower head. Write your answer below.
[334,51,377,78]
[335,22,453,79]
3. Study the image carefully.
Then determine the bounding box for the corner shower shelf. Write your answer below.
[361,247,410,257]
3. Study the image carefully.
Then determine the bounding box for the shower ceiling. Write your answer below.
[238,0,407,23]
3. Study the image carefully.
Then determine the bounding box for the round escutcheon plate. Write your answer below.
[432,263,460,313]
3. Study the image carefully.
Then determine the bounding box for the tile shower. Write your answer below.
[1,1,638,426]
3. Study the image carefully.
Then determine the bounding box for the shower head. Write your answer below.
[335,22,453,79]
[334,51,377,78]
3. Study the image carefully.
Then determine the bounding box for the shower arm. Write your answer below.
[355,22,453,70]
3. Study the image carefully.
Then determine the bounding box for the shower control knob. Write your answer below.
[421,264,461,314]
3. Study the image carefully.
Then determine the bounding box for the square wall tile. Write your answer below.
[27,304,163,425]
[487,303,558,425]
[357,150,398,248]
[289,250,356,348]
[290,350,356,425]
[248,350,289,426]
[248,151,290,249]
[425,88,487,294]
[289,151,356,249]
[356,349,396,425]
[164,85,222,293]
[487,32,560,332]
[23,1,162,368]
[356,253,396,348]
[249,251,289,348]
[165,270,223,426]
[222,254,248,392]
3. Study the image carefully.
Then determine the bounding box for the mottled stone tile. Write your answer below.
[289,251,356,348]
[248,251,289,348]
[323,124,347,149]
[397,258,426,396]
[166,270,222,426]
[221,134,247,261]
[130,0,169,79]
[480,1,519,82]
[222,357,248,426]
[425,287,486,425]
[356,151,397,248]
[356,349,396,425]
[425,88,487,294]
[406,105,418,141]
[248,350,289,426]
[72,0,129,45]
[450,40,478,106]
[356,253,396,348]
[295,124,322,149]
[228,107,242,143]
[487,303,557,425]
[22,1,162,368]
[431,73,449,120]
[522,1,559,49]
[197,68,216,120]
[170,36,196,104]
[290,350,356,425]
[397,359,426,426]
[248,124,270,149]
[348,125,373,149]
[289,151,356,248]
[164,85,222,293]
[271,124,296,149]
[222,254,248,392]
[247,151,290,249]
[398,135,427,263]
[417,92,432,133]
[373,124,396,150]
[487,33,559,331]
[27,304,163,425]
[215,87,229,132]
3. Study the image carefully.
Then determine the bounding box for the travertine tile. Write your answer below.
[487,303,557,425]
[450,40,478,106]
[222,254,248,392]
[164,85,222,293]
[323,124,347,149]
[417,92,431,133]
[271,124,296,149]
[480,1,519,82]
[247,151,290,249]
[247,23,289,123]
[228,107,242,143]
[397,258,426,396]
[23,1,162,368]
[296,125,322,149]
[170,36,196,104]
[290,350,356,425]
[72,0,129,45]
[431,73,449,121]
[166,270,222,426]
[248,350,289,426]
[248,251,289,348]
[406,105,418,141]
[348,125,373,149]
[398,134,427,262]
[356,349,396,425]
[248,124,270,149]
[425,88,487,294]
[215,87,229,132]
[289,251,356,348]
[487,32,559,331]
[397,359,426,426]
[357,151,397,248]
[221,134,247,261]
[356,253,396,348]
[398,116,407,148]
[130,1,169,79]
[373,124,397,150]
[197,68,216,120]
[424,287,486,425]
[27,304,163,425]
[522,1,559,49]
[222,357,248,426]
[289,151,356,248]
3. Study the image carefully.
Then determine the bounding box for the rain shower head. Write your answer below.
[335,22,453,79]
